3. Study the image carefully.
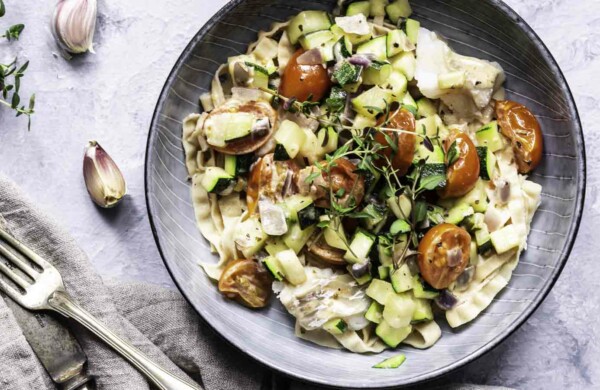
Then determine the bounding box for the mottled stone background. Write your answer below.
[0,0,596,388]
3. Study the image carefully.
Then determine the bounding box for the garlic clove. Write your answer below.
[51,0,98,55]
[83,141,127,208]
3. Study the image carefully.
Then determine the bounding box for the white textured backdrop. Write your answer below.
[0,1,597,388]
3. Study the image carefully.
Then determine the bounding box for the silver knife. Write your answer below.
[3,294,95,390]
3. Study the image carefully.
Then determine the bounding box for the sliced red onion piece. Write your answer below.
[348,54,372,68]
[297,48,323,65]
[447,247,464,267]
[435,290,458,310]
[455,265,475,291]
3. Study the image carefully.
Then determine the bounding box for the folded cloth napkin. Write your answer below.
[0,174,512,390]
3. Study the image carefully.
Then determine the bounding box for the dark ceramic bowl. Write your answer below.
[145,0,586,387]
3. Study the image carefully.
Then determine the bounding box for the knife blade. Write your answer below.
[3,294,95,390]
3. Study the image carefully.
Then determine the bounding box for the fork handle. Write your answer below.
[48,290,202,390]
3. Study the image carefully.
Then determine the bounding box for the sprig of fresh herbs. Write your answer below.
[0,0,35,129]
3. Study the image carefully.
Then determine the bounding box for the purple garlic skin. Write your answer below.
[83,141,127,208]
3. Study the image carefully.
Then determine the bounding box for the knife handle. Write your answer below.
[48,291,202,390]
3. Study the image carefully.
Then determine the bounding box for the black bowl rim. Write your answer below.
[144,0,586,387]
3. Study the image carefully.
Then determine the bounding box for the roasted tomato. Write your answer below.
[247,153,299,214]
[495,100,543,173]
[374,108,416,176]
[320,158,365,208]
[279,49,331,102]
[218,259,272,308]
[438,132,480,199]
[418,223,471,289]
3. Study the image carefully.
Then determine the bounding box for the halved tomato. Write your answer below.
[218,259,272,308]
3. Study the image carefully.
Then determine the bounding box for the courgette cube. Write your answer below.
[490,224,521,254]
[334,61,362,86]
[333,36,353,59]
[390,51,416,81]
[401,92,417,110]
[385,0,412,23]
[200,167,234,194]
[390,263,413,293]
[274,120,307,160]
[475,224,493,254]
[297,204,321,230]
[385,70,408,99]
[344,229,376,264]
[460,180,489,213]
[376,320,412,348]
[265,238,289,256]
[347,1,370,17]
[330,23,372,45]
[234,215,268,258]
[386,29,410,57]
[366,279,395,304]
[369,0,389,16]
[413,144,444,164]
[412,276,439,299]
[282,195,314,222]
[438,71,466,90]
[283,223,316,254]
[349,267,373,285]
[476,121,505,152]
[363,63,393,86]
[390,219,411,235]
[299,30,335,51]
[352,86,393,118]
[411,298,433,322]
[378,265,390,280]
[383,292,415,328]
[321,215,349,250]
[416,98,437,118]
[404,18,420,45]
[356,36,388,61]
[365,300,384,324]
[262,256,284,281]
[373,354,406,369]
[420,163,447,189]
[223,155,237,177]
[323,318,347,335]
[378,236,394,267]
[276,249,307,285]
[476,146,497,181]
[287,11,332,45]
[445,202,474,225]
[462,212,485,232]
[470,241,478,265]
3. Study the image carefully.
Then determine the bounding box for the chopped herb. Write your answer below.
[423,136,434,152]
[447,140,459,165]
[333,62,361,86]
[325,86,347,113]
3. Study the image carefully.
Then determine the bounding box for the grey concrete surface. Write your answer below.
[0,1,597,388]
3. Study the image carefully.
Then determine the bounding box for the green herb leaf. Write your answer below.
[382,132,399,154]
[418,174,446,191]
[325,86,347,113]
[447,140,459,166]
[305,171,321,184]
[390,219,411,235]
[317,220,330,228]
[413,200,427,224]
[333,62,361,86]
[402,104,417,116]
[335,188,346,198]
[0,0,5,17]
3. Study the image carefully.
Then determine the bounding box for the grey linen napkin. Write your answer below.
[0,174,511,390]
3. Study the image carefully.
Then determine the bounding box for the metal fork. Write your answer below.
[0,227,202,390]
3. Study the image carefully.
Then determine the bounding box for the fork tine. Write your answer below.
[0,228,50,270]
[0,259,30,289]
[0,276,23,302]
[0,238,38,279]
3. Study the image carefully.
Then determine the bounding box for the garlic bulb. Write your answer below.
[51,0,97,55]
[83,141,127,208]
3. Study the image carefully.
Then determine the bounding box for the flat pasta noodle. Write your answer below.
[182,113,209,175]
[277,30,294,75]
[294,321,342,349]
[403,321,442,349]
[333,328,387,353]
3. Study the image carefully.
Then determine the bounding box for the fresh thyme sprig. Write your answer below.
[0,0,35,129]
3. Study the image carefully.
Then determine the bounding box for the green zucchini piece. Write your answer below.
[321,215,349,250]
[416,98,437,118]
[235,154,255,176]
[412,276,439,299]
[317,126,339,155]
[275,249,307,285]
[273,144,290,161]
[383,292,415,328]
[377,235,394,267]
[462,212,485,232]
[369,0,388,17]
[350,267,373,285]
[490,224,520,254]
[385,70,408,98]
[476,146,497,180]
[365,300,384,323]
[390,263,413,293]
[265,238,289,256]
[373,354,406,369]
[200,167,234,194]
[390,50,416,81]
[427,204,446,225]
[234,216,268,258]
[403,18,420,45]
[376,320,412,348]
[378,265,390,280]
[360,203,387,230]
[475,225,493,254]
[346,1,370,17]
[356,36,388,61]
[299,30,335,51]
[413,144,444,164]
[287,11,332,45]
[438,71,466,89]
[460,180,489,213]
[401,92,417,110]
[297,204,321,230]
[366,279,395,304]
[283,224,316,254]
[275,120,307,160]
[282,195,314,222]
[411,298,434,322]
[445,202,474,225]
[334,61,362,86]
[385,0,412,23]
[344,228,377,264]
[224,155,237,177]
[386,29,410,57]
[351,86,393,118]
[333,36,353,59]
[420,163,447,189]
[323,318,348,335]
[363,63,393,86]
[476,121,504,152]
[262,256,284,281]
[390,219,411,235]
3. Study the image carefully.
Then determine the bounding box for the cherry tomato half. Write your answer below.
[218,259,272,308]
[418,223,471,289]
[495,100,543,174]
[374,108,416,177]
[438,132,480,199]
[279,49,332,102]
[320,158,365,208]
